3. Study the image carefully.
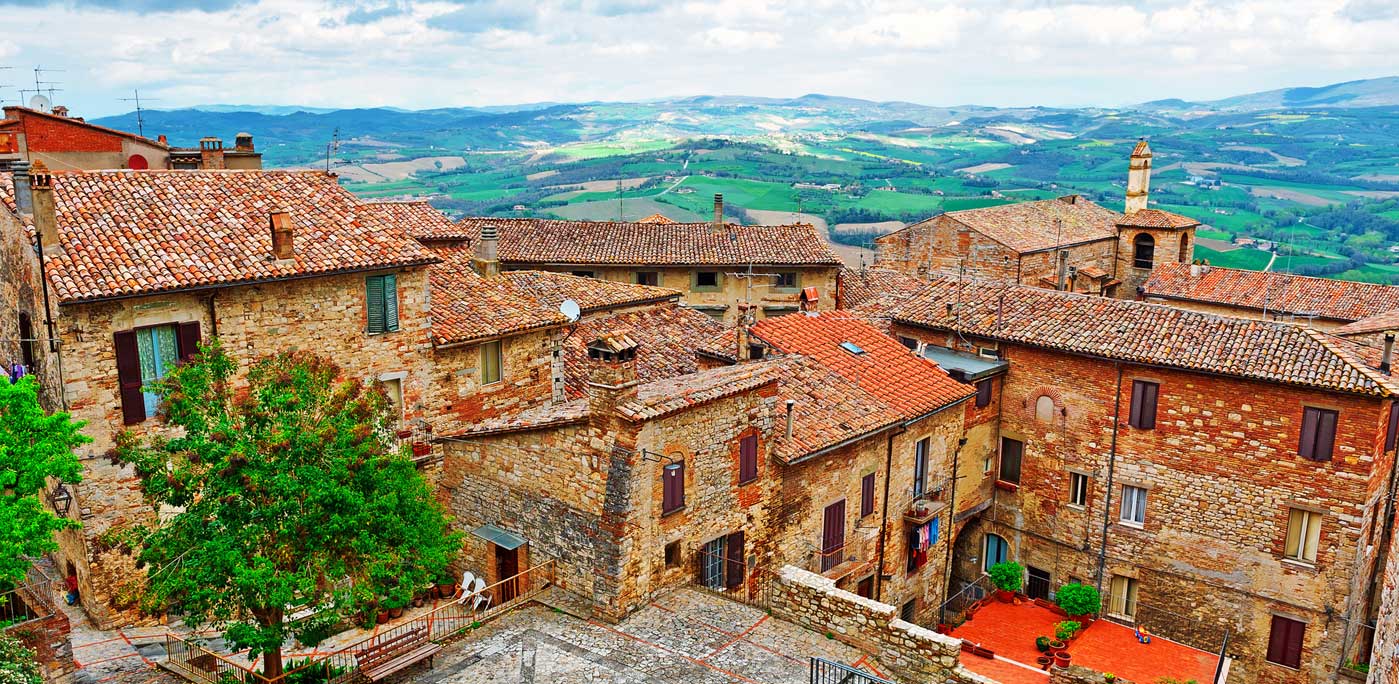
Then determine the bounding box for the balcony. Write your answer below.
[811,525,879,581]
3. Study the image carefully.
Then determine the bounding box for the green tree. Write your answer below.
[0,632,42,684]
[0,376,87,588]
[116,343,461,679]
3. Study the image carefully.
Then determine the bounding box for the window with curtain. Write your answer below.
[983,533,1008,571]
[136,325,179,417]
[481,340,503,385]
[1120,485,1148,525]
[913,438,929,497]
[1069,471,1089,507]
[1284,508,1322,564]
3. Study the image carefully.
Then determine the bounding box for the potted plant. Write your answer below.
[1055,582,1101,622]
[1049,638,1066,651]
[1036,656,1052,670]
[1054,651,1071,668]
[1035,636,1051,652]
[1055,620,1082,642]
[435,571,459,598]
[987,561,1024,602]
[412,441,433,457]
[1103,673,1116,683]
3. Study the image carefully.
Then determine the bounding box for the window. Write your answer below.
[1120,485,1147,526]
[999,437,1023,484]
[701,537,725,588]
[975,379,993,408]
[983,533,1008,571]
[1129,380,1159,429]
[913,438,929,497]
[738,434,759,484]
[1298,407,1337,462]
[774,271,798,291]
[840,341,866,356]
[480,340,503,385]
[694,270,720,290]
[983,455,994,474]
[570,270,596,279]
[1069,472,1089,508]
[636,271,659,286]
[1133,233,1155,269]
[907,518,937,573]
[900,599,917,623]
[17,312,35,368]
[365,274,399,334]
[899,336,919,351]
[114,322,200,425]
[1035,395,1056,421]
[1284,508,1322,564]
[381,377,404,427]
[1266,615,1305,669]
[662,462,685,514]
[860,472,876,517]
[1387,403,1399,452]
[1179,233,1191,263]
[664,541,681,568]
[1109,575,1138,618]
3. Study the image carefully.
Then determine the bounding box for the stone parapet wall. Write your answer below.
[1052,664,1132,684]
[768,565,992,684]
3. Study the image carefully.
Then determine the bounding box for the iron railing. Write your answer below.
[810,657,894,684]
[935,573,992,627]
[691,550,774,609]
[0,563,59,629]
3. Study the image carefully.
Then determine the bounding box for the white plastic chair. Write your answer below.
[456,572,475,603]
[470,577,490,611]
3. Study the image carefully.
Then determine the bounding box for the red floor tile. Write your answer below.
[958,653,1051,684]
[950,599,1062,665]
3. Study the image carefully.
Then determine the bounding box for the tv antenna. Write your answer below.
[0,66,12,106]
[324,127,341,173]
[118,89,159,137]
[20,66,63,111]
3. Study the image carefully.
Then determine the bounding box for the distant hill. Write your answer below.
[1131,76,1399,112]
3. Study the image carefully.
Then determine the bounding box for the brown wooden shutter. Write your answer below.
[114,330,145,425]
[1284,618,1305,668]
[1267,615,1305,668]
[1140,382,1158,429]
[1129,381,1144,427]
[176,321,201,362]
[1314,410,1336,462]
[1299,408,1320,459]
[975,379,992,408]
[739,435,758,483]
[860,472,875,517]
[725,531,744,589]
[1386,403,1399,451]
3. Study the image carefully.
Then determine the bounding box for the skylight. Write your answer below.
[839,341,866,355]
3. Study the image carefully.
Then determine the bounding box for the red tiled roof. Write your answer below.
[1334,309,1399,337]
[450,398,591,436]
[770,356,904,462]
[890,277,1399,396]
[884,196,1122,254]
[837,267,931,312]
[1144,263,1399,322]
[502,271,680,314]
[361,200,469,241]
[751,311,975,420]
[0,170,436,304]
[426,246,569,345]
[1118,208,1198,229]
[454,217,843,266]
[636,213,676,224]
[618,361,783,421]
[563,304,724,398]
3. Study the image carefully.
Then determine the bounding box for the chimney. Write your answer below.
[1383,333,1394,374]
[1056,250,1069,291]
[269,210,294,259]
[1125,138,1152,214]
[51,105,69,118]
[713,193,723,230]
[234,132,255,152]
[784,399,795,439]
[30,161,58,253]
[199,137,225,170]
[9,160,32,215]
[473,223,500,277]
[586,330,641,416]
[158,134,168,146]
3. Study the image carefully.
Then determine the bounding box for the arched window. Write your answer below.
[1035,395,1056,421]
[1133,233,1155,269]
[1179,233,1191,263]
[17,312,35,368]
[984,533,1009,571]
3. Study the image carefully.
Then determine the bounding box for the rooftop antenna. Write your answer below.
[324,127,340,173]
[0,66,12,106]
[118,89,159,137]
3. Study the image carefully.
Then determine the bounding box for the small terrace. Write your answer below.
[949,598,1222,684]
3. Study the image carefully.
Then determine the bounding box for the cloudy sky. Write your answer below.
[1,0,1395,116]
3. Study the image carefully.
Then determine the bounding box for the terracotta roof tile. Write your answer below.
[838,267,931,312]
[1334,309,1399,337]
[890,277,1399,396]
[751,311,975,420]
[450,398,590,436]
[770,356,904,462]
[425,246,569,345]
[502,271,680,314]
[1144,263,1399,323]
[454,217,843,266]
[361,200,469,241]
[563,304,724,397]
[636,213,676,224]
[889,196,1122,254]
[618,361,784,421]
[0,170,435,304]
[1118,208,1199,229]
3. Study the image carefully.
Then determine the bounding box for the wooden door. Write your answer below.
[495,545,520,604]
[821,500,846,572]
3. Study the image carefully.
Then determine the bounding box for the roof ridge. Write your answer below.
[1302,327,1398,396]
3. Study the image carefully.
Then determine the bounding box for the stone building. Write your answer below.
[884,276,1399,683]
[0,167,437,628]
[1144,262,1399,330]
[873,140,1199,299]
[0,163,59,406]
[451,200,843,324]
[1370,512,1399,684]
[0,106,261,171]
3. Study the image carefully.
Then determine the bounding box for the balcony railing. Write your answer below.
[811,526,877,579]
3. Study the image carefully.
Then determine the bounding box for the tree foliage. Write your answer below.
[1055,582,1101,616]
[0,376,87,588]
[116,342,461,678]
[0,633,42,684]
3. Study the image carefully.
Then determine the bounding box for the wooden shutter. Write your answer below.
[383,273,399,332]
[114,330,146,425]
[1299,408,1320,459]
[366,276,385,333]
[725,531,744,589]
[1129,382,1143,427]
[1267,615,1304,668]
[176,321,201,362]
[1314,410,1336,462]
[821,500,846,571]
[663,463,684,513]
[860,472,875,517]
[975,379,992,408]
[1141,382,1158,429]
[739,435,758,483]
[1386,403,1399,451]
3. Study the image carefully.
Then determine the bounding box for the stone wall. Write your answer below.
[1116,227,1192,297]
[426,328,558,436]
[1052,664,1132,684]
[1369,514,1399,684]
[0,196,59,407]
[767,565,991,684]
[4,603,75,682]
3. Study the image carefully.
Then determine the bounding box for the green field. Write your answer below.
[1196,245,1274,271]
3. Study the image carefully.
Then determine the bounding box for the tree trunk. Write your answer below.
[257,607,286,682]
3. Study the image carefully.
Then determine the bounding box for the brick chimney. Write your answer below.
[29,161,59,254]
[713,193,723,230]
[51,105,69,118]
[234,132,255,152]
[158,135,168,146]
[586,330,640,416]
[473,223,500,277]
[269,210,294,260]
[199,137,225,169]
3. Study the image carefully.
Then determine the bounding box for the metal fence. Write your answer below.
[935,573,992,627]
[690,550,775,610]
[809,657,894,684]
[0,563,59,628]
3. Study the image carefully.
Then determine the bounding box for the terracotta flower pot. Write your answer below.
[1054,651,1071,668]
[412,596,424,608]
[388,607,404,619]
[1036,656,1053,670]
[995,589,1014,603]
[437,581,458,598]
[1049,640,1066,651]
[376,611,389,624]
[412,442,432,457]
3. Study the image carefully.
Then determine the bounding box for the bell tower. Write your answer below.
[1125,139,1151,215]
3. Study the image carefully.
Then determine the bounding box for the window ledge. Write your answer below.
[660,506,686,518]
[1117,520,1145,530]
[1066,503,1086,511]
[1280,558,1318,571]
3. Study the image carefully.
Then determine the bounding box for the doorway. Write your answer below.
[1026,566,1051,600]
[821,500,846,572]
[856,576,874,599]
[495,545,520,604]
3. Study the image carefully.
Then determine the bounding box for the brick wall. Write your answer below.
[426,329,558,435]
[1369,517,1399,684]
[18,114,123,153]
[767,565,992,683]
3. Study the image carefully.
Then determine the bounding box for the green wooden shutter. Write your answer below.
[383,273,399,332]
[366,276,385,333]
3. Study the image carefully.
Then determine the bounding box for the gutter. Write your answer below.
[874,426,904,602]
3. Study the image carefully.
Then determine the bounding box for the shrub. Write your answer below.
[1055,620,1082,641]
[1055,583,1100,616]
[987,561,1024,592]
[0,633,42,684]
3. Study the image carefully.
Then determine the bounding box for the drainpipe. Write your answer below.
[874,430,897,602]
[940,435,966,624]
[206,291,219,338]
[1095,363,1125,595]
[30,204,64,408]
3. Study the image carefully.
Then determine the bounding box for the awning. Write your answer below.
[471,524,527,550]
[921,346,1009,382]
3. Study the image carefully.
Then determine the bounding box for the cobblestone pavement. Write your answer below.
[416,588,888,684]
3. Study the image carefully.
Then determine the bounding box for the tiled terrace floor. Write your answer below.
[950,599,1220,684]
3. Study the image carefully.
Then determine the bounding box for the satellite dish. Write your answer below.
[29,94,51,113]
[560,299,581,323]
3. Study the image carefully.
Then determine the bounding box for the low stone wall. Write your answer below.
[769,565,992,683]
[1052,665,1132,684]
[3,586,76,683]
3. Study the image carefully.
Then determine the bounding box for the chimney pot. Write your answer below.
[9,160,33,215]
[784,399,795,439]
[29,161,59,253]
[1383,332,1395,374]
[474,223,500,277]
[269,210,294,259]
[158,134,168,145]
[713,193,723,230]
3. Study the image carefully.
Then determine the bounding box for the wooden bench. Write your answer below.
[355,626,442,682]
